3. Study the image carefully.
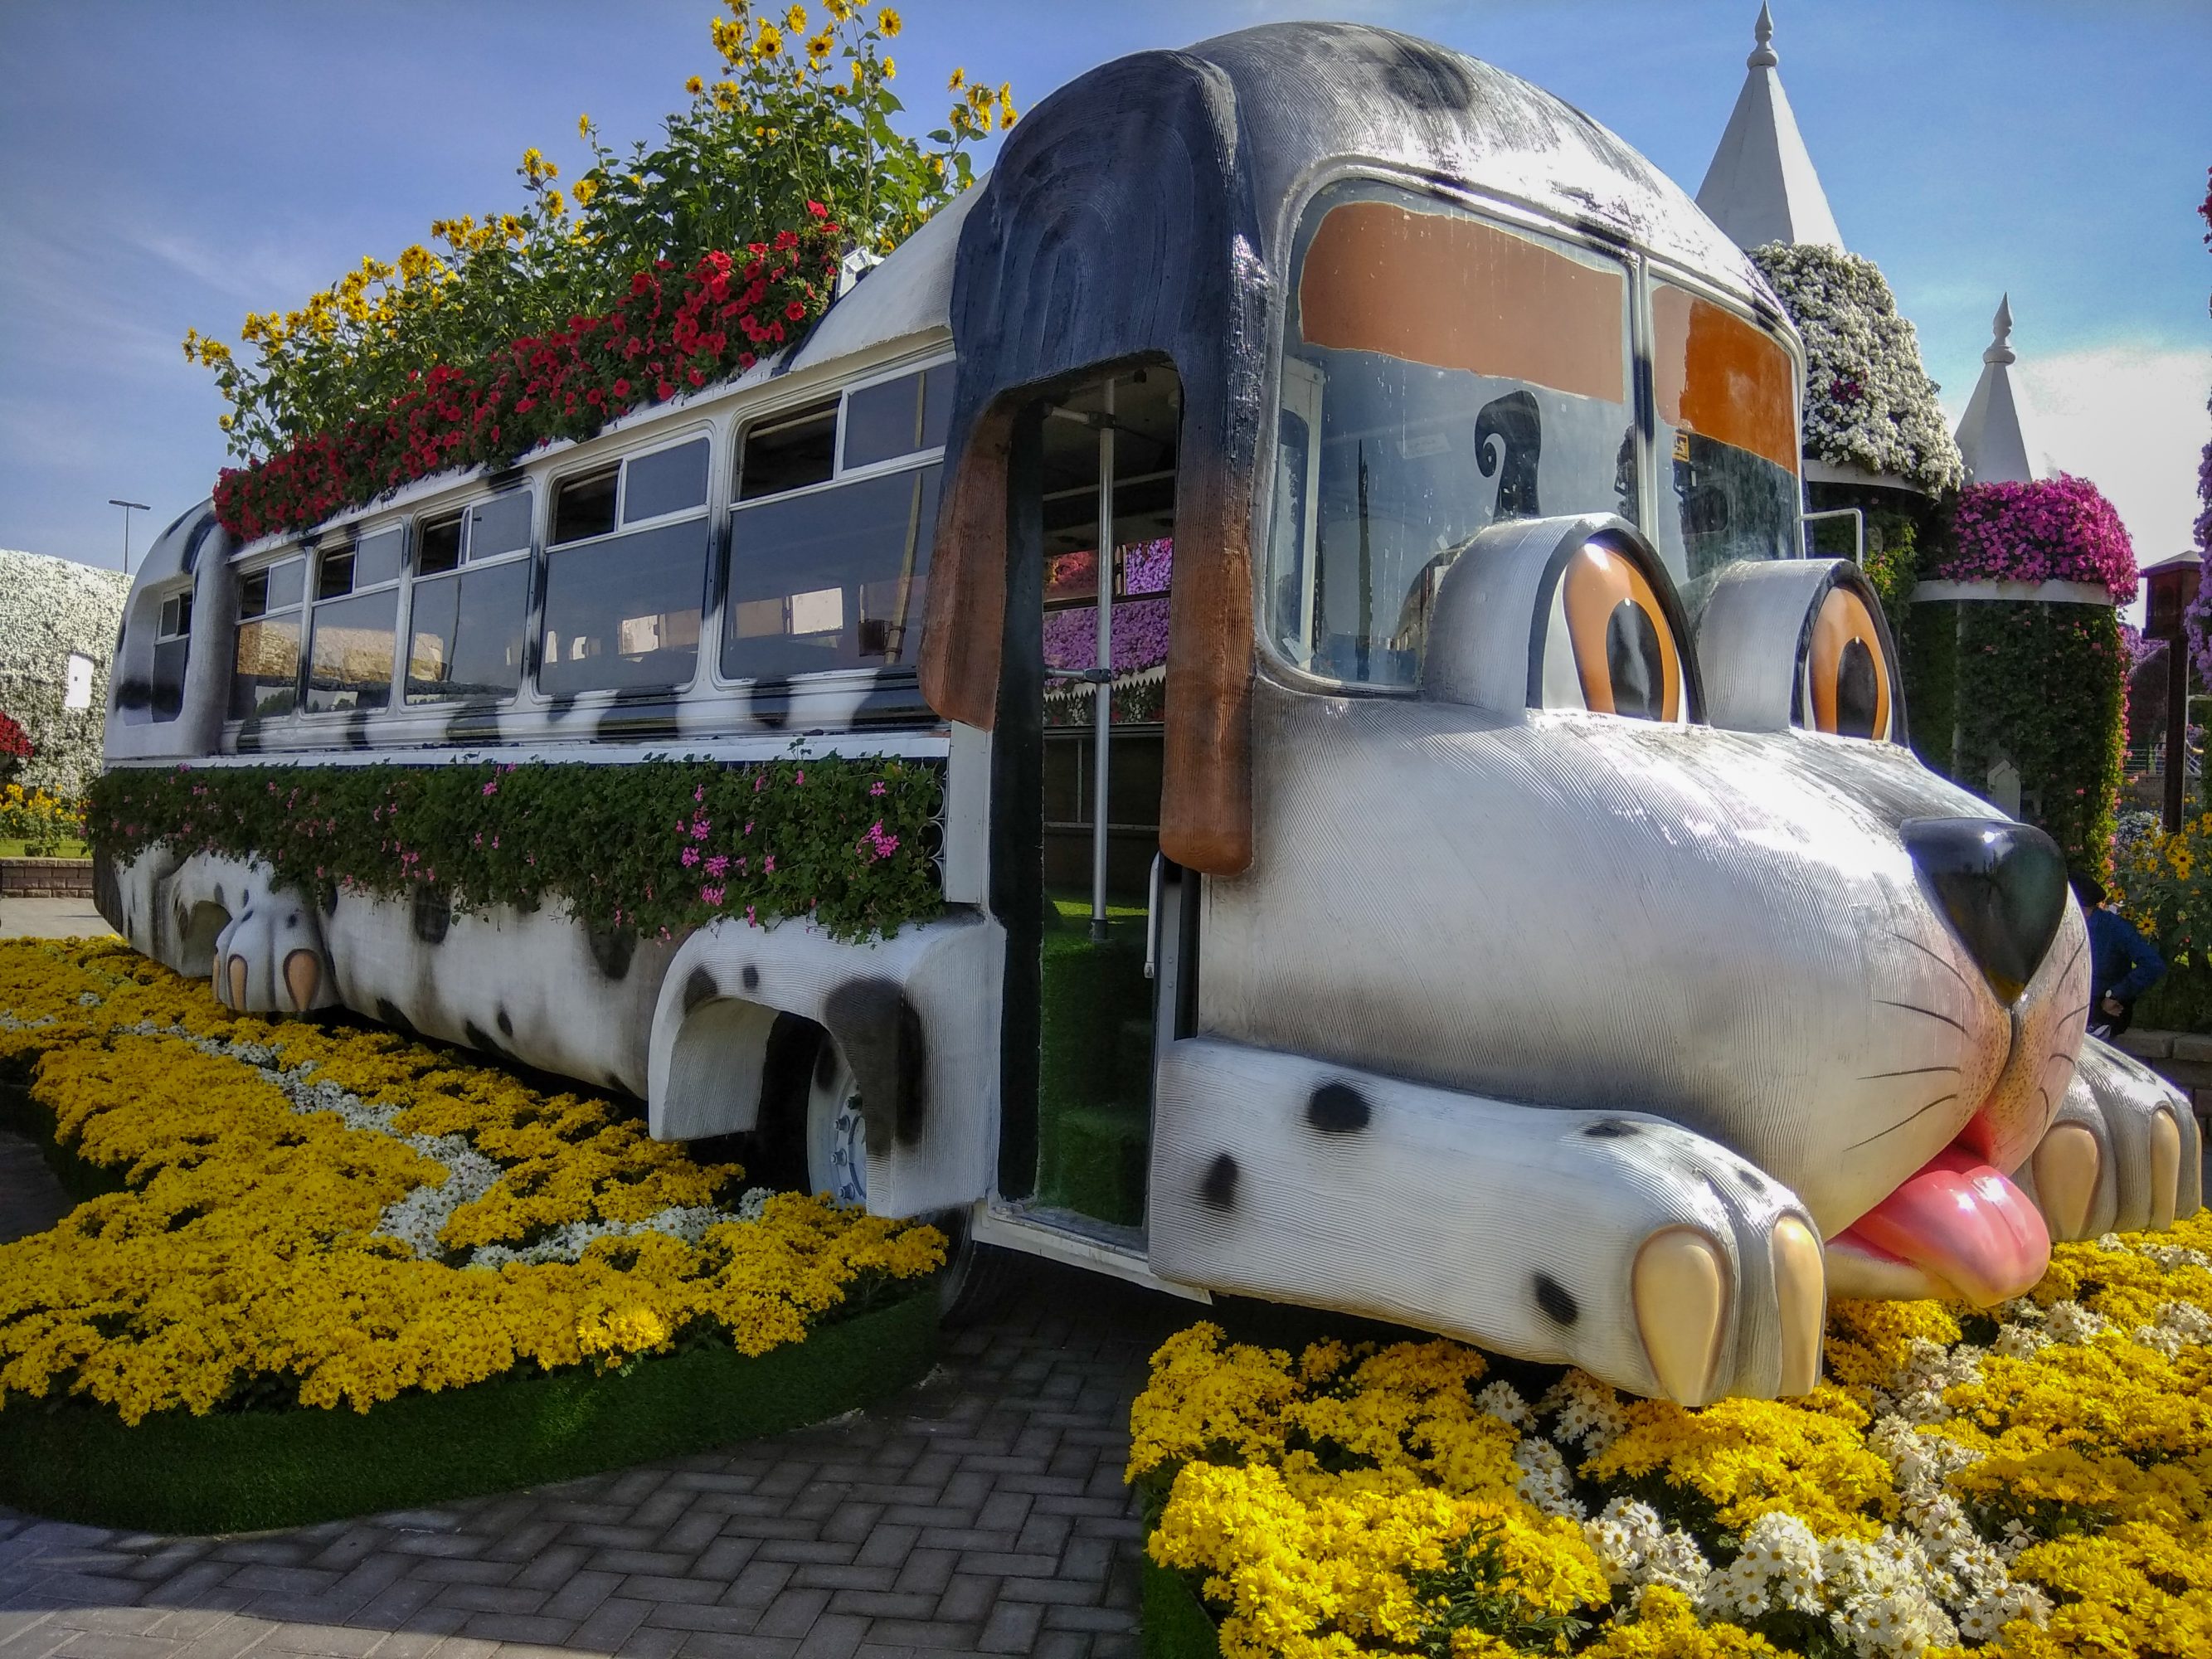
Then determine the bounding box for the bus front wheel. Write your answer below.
[805,1036,868,1208]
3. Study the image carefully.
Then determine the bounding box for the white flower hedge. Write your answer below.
[0,549,129,802]
[1750,244,1964,496]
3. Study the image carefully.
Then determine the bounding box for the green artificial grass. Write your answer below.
[1038,893,1154,1224]
[0,840,90,860]
[0,1287,936,1535]
[1142,1557,1223,1659]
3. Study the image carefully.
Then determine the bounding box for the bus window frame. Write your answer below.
[1636,254,1806,582]
[298,520,408,720]
[712,351,954,694]
[1247,161,1805,703]
[225,547,311,726]
[402,484,537,709]
[537,421,719,698]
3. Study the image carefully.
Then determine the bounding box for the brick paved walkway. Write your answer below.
[0,1131,1192,1659]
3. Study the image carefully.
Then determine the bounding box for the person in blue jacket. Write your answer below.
[2068,867,2166,1039]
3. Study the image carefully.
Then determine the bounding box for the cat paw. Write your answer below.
[213,876,335,1015]
[1569,1121,1828,1405]
[2019,1036,2201,1239]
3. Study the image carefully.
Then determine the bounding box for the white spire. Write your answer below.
[1953,294,2048,486]
[1695,6,1845,251]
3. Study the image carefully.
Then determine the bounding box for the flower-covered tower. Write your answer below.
[1694,7,1960,636]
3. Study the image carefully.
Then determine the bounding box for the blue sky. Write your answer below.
[3,0,2207,573]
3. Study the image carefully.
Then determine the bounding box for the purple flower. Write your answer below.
[1936,475,2139,604]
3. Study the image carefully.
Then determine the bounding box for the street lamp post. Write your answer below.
[108,499,150,578]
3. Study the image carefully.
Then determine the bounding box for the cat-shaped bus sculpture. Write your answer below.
[101,22,2200,1408]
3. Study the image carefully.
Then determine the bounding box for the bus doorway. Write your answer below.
[995,367,1181,1240]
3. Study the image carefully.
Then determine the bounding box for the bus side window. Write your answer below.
[230,555,305,720]
[408,491,532,704]
[304,528,403,714]
[725,465,941,679]
[150,589,193,721]
[540,441,711,695]
[738,401,837,500]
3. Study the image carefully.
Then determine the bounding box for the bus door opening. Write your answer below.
[1019,367,1180,1233]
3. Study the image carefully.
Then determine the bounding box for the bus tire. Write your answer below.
[930,1211,1024,1328]
[774,1020,1023,1325]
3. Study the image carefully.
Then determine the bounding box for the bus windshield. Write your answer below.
[1266,182,1636,689]
[1649,281,1801,580]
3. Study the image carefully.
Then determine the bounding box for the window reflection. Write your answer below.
[150,591,192,722]
[1650,284,1802,579]
[231,557,304,719]
[408,561,530,703]
[541,517,708,693]
[466,491,532,559]
[354,528,406,588]
[723,465,940,679]
[623,439,710,524]
[1267,184,1636,688]
[305,589,397,713]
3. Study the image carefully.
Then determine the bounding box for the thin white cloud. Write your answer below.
[1942,342,2211,567]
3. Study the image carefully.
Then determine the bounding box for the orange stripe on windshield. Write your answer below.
[1297,200,1626,404]
[1651,285,1800,474]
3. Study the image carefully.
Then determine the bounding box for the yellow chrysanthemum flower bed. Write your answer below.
[0,937,944,1428]
[1131,1215,2212,1659]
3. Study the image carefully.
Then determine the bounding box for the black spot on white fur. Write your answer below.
[1583,1121,1638,1139]
[1200,1153,1238,1209]
[375,997,421,1041]
[586,922,637,980]
[742,963,761,991]
[683,967,718,1015]
[496,1008,513,1038]
[822,978,928,1147]
[1306,1082,1370,1134]
[1534,1273,1579,1326]
[411,885,450,945]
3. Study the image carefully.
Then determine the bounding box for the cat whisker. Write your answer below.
[1845,1092,1961,1151]
[1857,1064,1961,1081]
[1875,999,1968,1035]
[1881,929,1968,990]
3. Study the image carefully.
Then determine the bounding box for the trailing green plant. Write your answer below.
[1906,601,2127,877]
[86,754,942,942]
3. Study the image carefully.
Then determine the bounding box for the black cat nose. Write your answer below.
[1900,817,2068,1002]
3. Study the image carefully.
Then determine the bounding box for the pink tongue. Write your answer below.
[1843,1145,2049,1308]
